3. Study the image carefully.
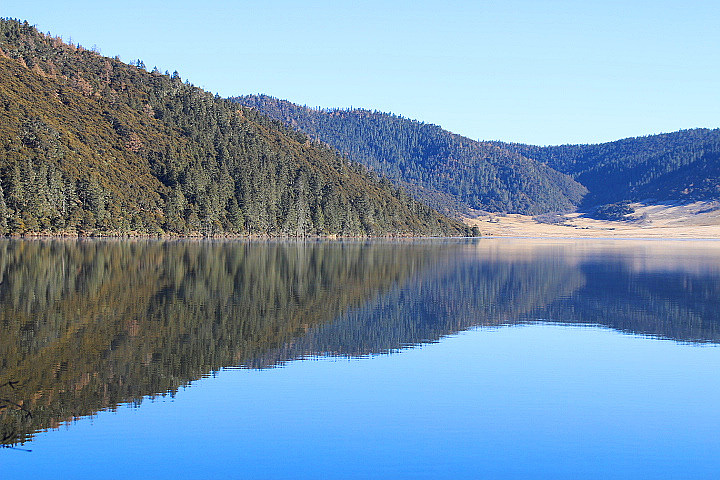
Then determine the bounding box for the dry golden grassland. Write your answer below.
[464,201,720,238]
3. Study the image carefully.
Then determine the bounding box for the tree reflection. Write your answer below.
[1,239,719,446]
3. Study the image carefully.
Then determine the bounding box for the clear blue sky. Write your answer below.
[3,0,719,145]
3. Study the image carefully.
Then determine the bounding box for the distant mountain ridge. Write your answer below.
[234,95,720,214]
[232,95,588,215]
[4,16,716,233]
[494,129,720,207]
[0,19,470,237]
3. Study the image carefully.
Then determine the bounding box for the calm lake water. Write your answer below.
[2,238,720,479]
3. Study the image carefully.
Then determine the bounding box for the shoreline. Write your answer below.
[4,201,720,241]
[463,201,720,239]
[3,233,720,241]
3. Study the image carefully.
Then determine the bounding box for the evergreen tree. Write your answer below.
[0,183,7,234]
[0,18,470,237]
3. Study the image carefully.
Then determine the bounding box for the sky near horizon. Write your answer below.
[2,0,718,145]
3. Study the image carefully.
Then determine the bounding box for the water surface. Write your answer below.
[1,238,720,479]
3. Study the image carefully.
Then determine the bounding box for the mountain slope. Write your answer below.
[495,129,720,207]
[0,19,471,236]
[232,95,587,215]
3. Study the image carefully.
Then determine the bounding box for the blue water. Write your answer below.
[2,239,720,479]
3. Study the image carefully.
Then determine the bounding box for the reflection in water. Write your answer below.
[1,238,719,447]
[0,239,442,446]
[260,240,720,364]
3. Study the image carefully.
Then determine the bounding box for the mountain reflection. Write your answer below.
[1,239,719,446]
[257,240,720,365]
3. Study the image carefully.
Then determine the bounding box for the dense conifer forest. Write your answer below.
[236,95,720,216]
[494,129,720,207]
[233,95,587,215]
[2,17,717,234]
[0,19,472,237]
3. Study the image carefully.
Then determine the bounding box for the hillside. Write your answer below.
[495,129,720,208]
[234,95,720,217]
[0,19,471,237]
[232,95,587,215]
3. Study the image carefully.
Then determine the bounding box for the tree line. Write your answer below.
[0,19,473,237]
[233,94,588,215]
[495,128,720,208]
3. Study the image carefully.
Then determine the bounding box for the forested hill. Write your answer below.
[494,129,720,207]
[0,19,471,237]
[232,95,587,215]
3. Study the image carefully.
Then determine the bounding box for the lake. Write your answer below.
[2,238,720,479]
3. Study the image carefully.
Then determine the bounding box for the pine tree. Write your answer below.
[0,183,8,234]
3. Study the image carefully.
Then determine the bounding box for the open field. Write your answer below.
[464,201,720,238]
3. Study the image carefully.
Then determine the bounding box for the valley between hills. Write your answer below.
[465,201,720,238]
[1,18,719,238]
[235,96,720,238]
